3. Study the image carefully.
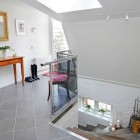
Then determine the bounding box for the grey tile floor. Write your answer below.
[0,76,81,140]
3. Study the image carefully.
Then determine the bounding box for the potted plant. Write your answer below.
[0,46,15,58]
[86,104,91,111]
[98,108,106,115]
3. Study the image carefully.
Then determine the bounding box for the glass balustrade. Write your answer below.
[41,52,77,116]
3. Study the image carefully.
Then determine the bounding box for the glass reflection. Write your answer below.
[0,16,4,36]
[51,57,77,113]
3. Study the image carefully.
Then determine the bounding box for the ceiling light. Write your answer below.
[106,15,110,21]
[125,14,129,20]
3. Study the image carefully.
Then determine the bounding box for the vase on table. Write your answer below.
[2,50,6,59]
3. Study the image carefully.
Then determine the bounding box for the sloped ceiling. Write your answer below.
[60,0,140,21]
[21,0,61,20]
[21,0,140,21]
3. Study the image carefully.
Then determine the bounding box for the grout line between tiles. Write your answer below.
[53,136,72,140]
[31,83,39,140]
[0,118,15,122]
[0,108,17,111]
[0,130,14,135]
[14,127,36,132]
[0,88,7,109]
[12,87,19,140]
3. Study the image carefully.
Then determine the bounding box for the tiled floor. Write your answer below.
[0,76,81,140]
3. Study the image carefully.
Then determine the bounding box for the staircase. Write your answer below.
[67,127,103,140]
[78,124,107,134]
[104,128,140,140]
[67,124,139,140]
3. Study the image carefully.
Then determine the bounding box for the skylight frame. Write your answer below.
[36,0,102,13]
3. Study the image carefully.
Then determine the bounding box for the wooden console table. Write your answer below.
[0,56,24,86]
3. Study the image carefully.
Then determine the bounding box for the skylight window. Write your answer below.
[36,0,102,13]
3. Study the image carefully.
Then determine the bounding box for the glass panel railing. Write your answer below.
[41,53,77,116]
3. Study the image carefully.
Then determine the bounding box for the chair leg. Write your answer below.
[66,84,71,100]
[47,82,50,101]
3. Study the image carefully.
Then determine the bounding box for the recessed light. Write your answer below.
[125,14,129,20]
[106,15,110,21]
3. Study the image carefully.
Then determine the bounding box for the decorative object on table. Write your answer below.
[128,97,140,133]
[108,122,113,130]
[111,126,115,131]
[16,19,26,36]
[0,46,15,58]
[98,108,106,115]
[132,121,140,134]
[13,53,17,57]
[108,121,122,131]
[116,120,121,128]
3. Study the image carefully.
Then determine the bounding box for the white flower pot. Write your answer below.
[2,50,6,59]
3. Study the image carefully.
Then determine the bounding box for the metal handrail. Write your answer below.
[41,55,77,66]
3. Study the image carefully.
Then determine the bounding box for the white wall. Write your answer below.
[63,18,140,86]
[62,17,140,128]
[0,0,50,88]
[78,77,140,127]
[78,110,110,127]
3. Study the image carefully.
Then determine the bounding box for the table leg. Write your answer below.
[21,62,24,86]
[13,64,17,84]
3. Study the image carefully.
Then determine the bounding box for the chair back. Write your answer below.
[66,59,71,83]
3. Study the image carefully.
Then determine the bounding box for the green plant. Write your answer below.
[53,31,65,52]
[0,46,15,52]
[98,108,106,113]
[86,104,91,110]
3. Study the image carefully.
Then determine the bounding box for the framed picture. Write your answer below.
[16,19,26,35]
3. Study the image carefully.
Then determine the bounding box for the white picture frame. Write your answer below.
[16,19,26,36]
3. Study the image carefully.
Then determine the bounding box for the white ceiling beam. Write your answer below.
[20,0,62,21]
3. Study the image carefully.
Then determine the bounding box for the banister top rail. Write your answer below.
[57,50,71,53]
[41,55,77,67]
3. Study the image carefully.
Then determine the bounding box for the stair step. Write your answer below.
[106,128,131,135]
[100,134,130,140]
[86,124,96,131]
[104,128,138,140]
[92,125,132,138]
[93,128,102,133]
[92,124,107,133]
[67,127,104,140]
[78,124,106,132]
[77,124,137,139]
[67,127,128,140]
[96,124,107,130]
[78,124,91,131]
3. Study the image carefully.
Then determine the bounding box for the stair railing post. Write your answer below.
[49,63,55,117]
